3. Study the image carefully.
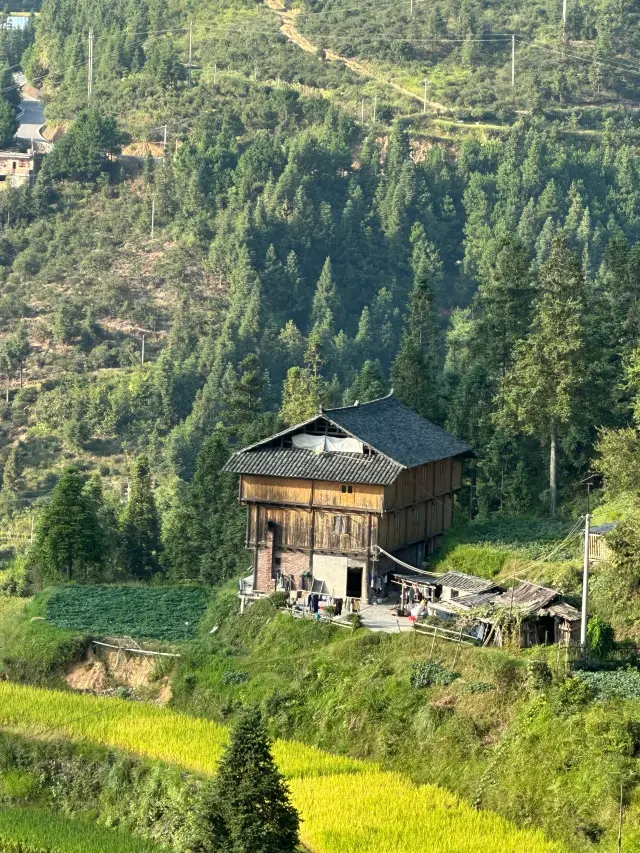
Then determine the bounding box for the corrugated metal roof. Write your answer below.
[437,571,501,594]
[224,448,403,486]
[492,582,559,614]
[591,523,617,535]
[452,590,505,609]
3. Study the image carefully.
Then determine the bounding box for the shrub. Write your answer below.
[411,661,460,689]
[575,667,640,700]
[344,613,362,629]
[270,591,288,609]
[587,616,615,658]
[527,660,552,690]
[222,670,251,686]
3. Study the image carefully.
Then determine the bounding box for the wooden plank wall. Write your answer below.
[383,459,453,511]
[248,506,376,554]
[242,475,384,511]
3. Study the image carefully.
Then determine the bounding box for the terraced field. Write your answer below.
[0,806,164,852]
[0,682,566,853]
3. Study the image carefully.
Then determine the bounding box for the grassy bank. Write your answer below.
[169,589,640,852]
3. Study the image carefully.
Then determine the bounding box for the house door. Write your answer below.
[346,566,363,598]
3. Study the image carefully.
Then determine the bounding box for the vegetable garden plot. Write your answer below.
[46,585,210,641]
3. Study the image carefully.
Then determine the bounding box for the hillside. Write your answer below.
[1,573,640,852]
[1,0,640,850]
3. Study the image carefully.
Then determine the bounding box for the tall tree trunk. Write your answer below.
[549,424,557,518]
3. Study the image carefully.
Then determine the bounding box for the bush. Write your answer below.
[344,613,362,629]
[575,667,640,700]
[222,670,251,685]
[527,660,552,690]
[270,591,288,609]
[411,661,460,689]
[587,616,615,658]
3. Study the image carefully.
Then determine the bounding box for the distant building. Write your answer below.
[0,149,43,188]
[224,392,473,602]
[589,522,616,563]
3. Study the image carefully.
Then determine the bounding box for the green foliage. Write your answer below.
[411,660,460,688]
[526,659,552,690]
[587,615,615,658]
[575,667,640,700]
[0,596,87,684]
[41,108,127,182]
[120,455,162,580]
[32,468,105,583]
[0,806,165,852]
[45,585,209,640]
[197,707,300,853]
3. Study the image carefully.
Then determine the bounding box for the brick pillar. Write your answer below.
[256,523,277,593]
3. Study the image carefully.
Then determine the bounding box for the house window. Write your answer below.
[341,485,353,494]
[450,589,459,599]
[333,515,351,535]
[395,514,401,530]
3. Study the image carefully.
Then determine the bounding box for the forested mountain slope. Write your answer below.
[0,0,638,590]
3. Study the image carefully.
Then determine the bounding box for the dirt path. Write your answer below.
[264,0,448,113]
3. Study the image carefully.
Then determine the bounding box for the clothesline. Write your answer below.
[376,546,442,577]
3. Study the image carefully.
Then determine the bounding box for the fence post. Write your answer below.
[452,628,464,669]
[429,626,438,660]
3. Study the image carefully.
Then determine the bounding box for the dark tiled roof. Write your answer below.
[436,571,501,594]
[324,395,473,468]
[224,447,403,485]
[224,393,473,485]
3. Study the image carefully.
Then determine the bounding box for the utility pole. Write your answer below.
[410,0,413,14]
[87,27,93,101]
[423,78,428,114]
[580,513,590,651]
[373,93,377,123]
[511,34,515,87]
[141,334,145,366]
[163,124,167,153]
[562,0,567,26]
[188,19,193,87]
[150,196,155,239]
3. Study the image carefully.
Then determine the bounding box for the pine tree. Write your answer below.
[196,707,299,853]
[34,467,104,581]
[497,238,590,516]
[280,367,323,426]
[120,455,162,579]
[391,258,443,422]
[311,257,338,333]
[345,360,387,404]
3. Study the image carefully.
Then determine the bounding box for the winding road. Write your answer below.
[13,72,46,143]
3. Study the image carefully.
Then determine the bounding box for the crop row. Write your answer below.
[0,806,163,852]
[45,585,210,641]
[0,683,566,853]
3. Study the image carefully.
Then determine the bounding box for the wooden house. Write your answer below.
[223,392,472,601]
[427,579,581,647]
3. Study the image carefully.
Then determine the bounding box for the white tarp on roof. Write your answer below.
[292,434,364,454]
